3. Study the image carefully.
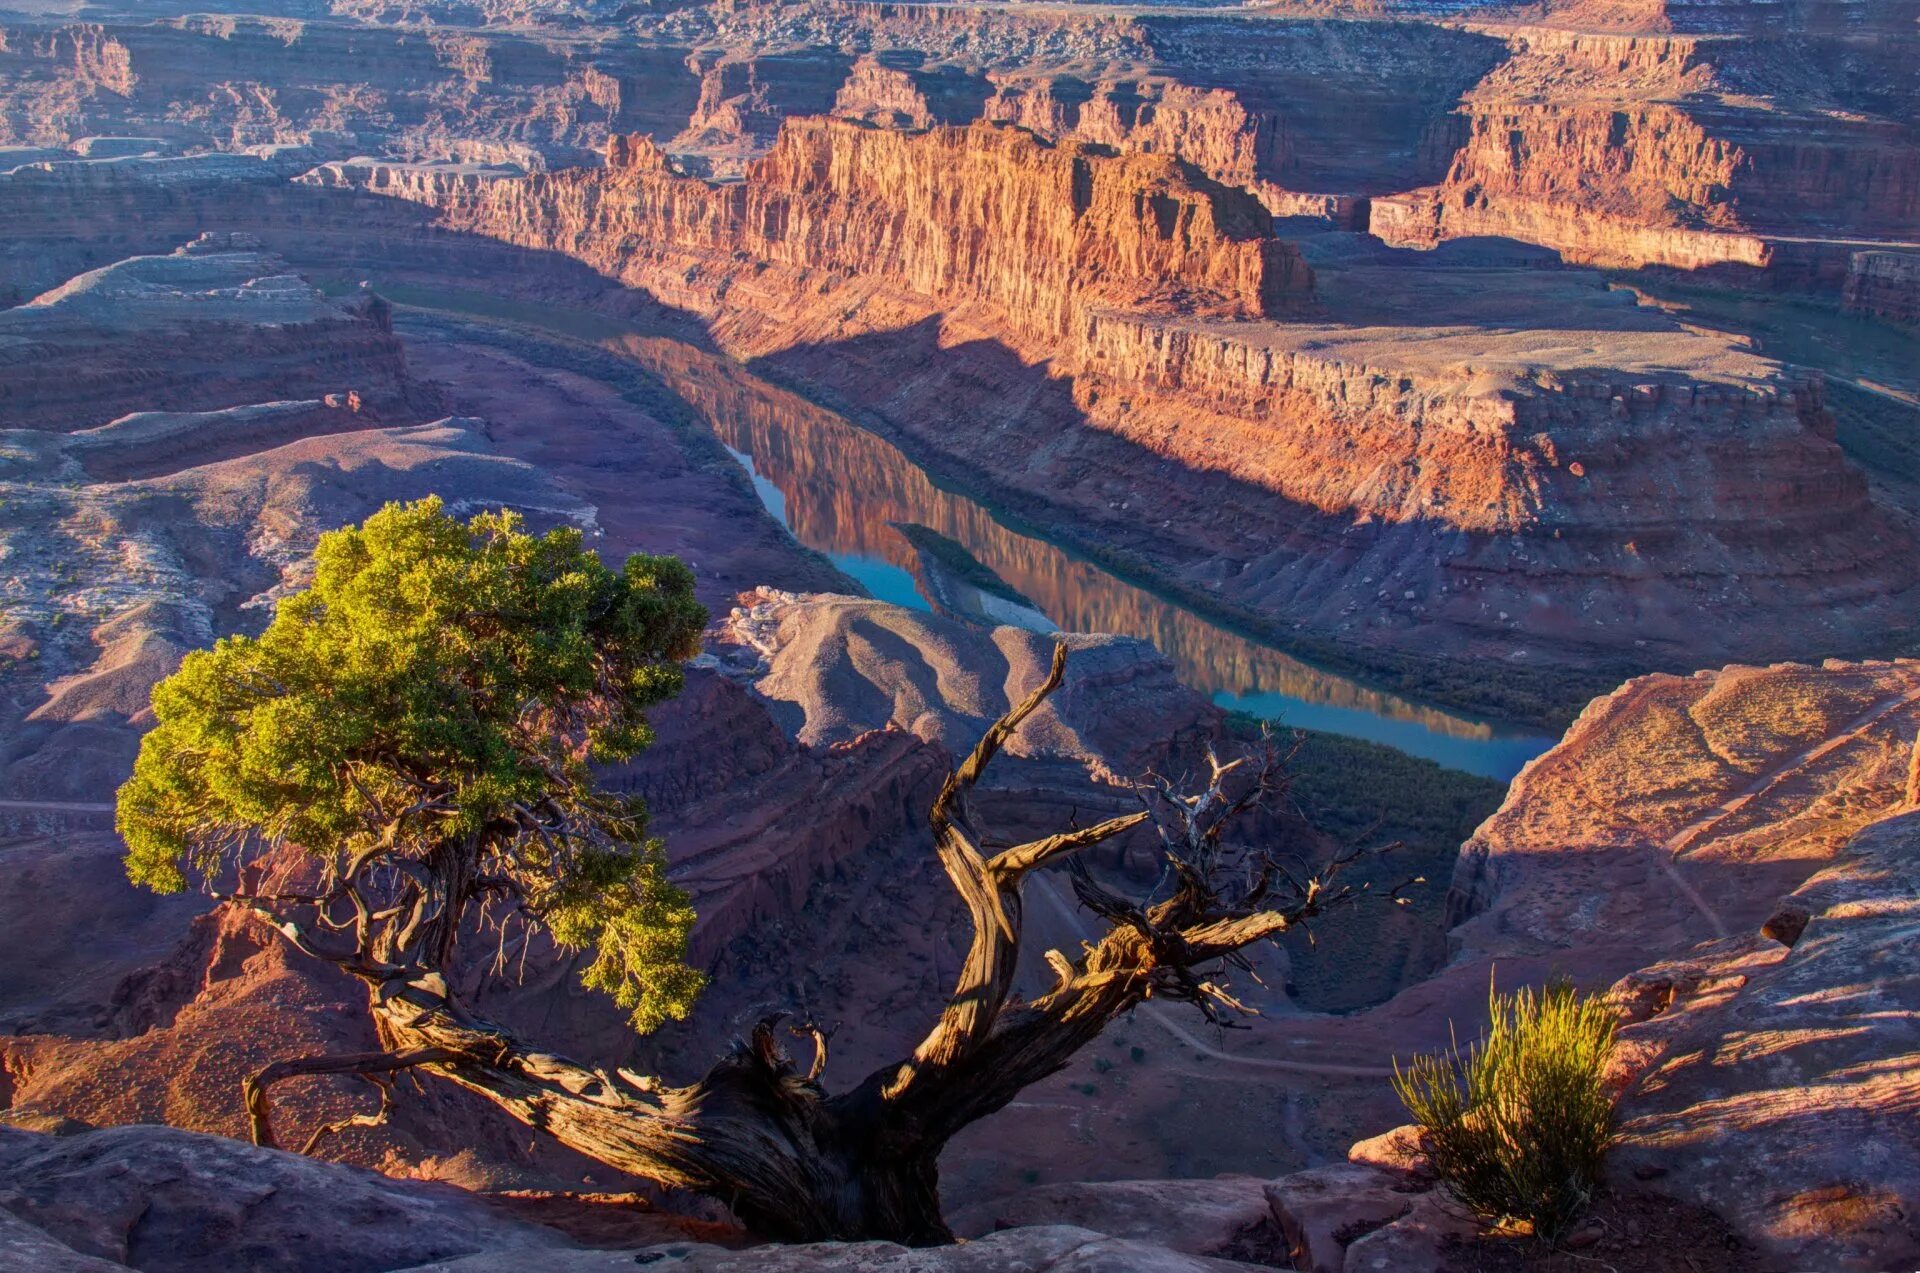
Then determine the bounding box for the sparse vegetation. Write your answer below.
[1392,979,1619,1244]
[119,497,1379,1244]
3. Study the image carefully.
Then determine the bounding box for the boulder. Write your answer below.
[0,1207,127,1272]
[0,1124,572,1272]
[1344,1125,1432,1180]
[1336,1190,1480,1273]
[1264,1164,1420,1273]
[949,1176,1280,1260]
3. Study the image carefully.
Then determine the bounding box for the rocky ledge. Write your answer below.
[0,236,433,431]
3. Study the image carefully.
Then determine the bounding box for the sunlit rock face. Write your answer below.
[1383,656,1920,1269]
[0,0,1915,1261]
[318,117,1312,340]
[1450,658,1920,971]
[1604,809,1920,1270]
[304,120,1919,682]
[1372,17,1920,273]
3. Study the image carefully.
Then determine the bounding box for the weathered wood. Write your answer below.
[237,643,1362,1244]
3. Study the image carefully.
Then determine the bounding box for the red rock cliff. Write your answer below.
[307,117,1313,347]
[301,117,1919,677]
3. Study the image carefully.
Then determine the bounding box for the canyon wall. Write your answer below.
[1378,24,1920,272]
[0,16,702,165]
[3,3,1913,289]
[1845,248,1920,325]
[307,118,1315,343]
[304,120,1919,683]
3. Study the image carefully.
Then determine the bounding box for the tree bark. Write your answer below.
[238,643,1361,1243]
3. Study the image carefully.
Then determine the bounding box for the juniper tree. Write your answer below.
[121,496,1377,1245]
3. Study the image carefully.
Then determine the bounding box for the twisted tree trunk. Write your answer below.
[239,644,1367,1243]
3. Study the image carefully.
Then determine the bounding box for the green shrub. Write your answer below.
[1392,979,1618,1243]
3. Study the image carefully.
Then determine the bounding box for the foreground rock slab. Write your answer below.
[397,1226,1272,1272]
[1607,809,1920,1270]
[0,1206,126,1273]
[0,1124,572,1272]
[950,1177,1282,1261]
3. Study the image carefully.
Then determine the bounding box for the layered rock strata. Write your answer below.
[333,117,1319,335]
[0,241,431,430]
[305,119,1919,685]
[1845,248,1920,325]
[0,15,703,168]
[1376,23,1920,274]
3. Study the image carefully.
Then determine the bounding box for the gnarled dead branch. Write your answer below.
[230,641,1391,1244]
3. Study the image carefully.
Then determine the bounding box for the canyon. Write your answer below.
[300,121,1918,713]
[0,0,1915,1267]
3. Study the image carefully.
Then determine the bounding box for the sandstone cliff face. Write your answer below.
[982,77,1284,202]
[670,50,852,177]
[832,53,991,131]
[1377,24,1920,271]
[356,118,1310,344]
[5,0,1909,293]
[310,122,1919,680]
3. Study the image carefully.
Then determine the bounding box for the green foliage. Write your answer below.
[116,497,710,1031]
[1392,979,1618,1243]
[1258,725,1504,1013]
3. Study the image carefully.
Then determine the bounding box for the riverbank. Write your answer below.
[374,285,1557,777]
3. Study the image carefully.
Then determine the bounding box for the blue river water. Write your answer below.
[375,281,1556,782]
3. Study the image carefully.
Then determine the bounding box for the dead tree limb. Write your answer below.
[226,641,1386,1244]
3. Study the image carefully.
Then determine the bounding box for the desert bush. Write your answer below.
[1392,979,1618,1242]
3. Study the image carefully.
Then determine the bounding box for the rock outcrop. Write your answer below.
[408,1228,1273,1272]
[0,15,701,168]
[1408,656,1920,1267]
[306,117,1314,341]
[1448,657,1920,980]
[1374,23,1920,275]
[950,1177,1283,1261]
[717,588,1219,783]
[0,1124,573,1272]
[1604,809,1920,1269]
[0,241,432,431]
[1845,249,1920,326]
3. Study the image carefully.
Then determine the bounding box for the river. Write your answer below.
[381,284,1554,780]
